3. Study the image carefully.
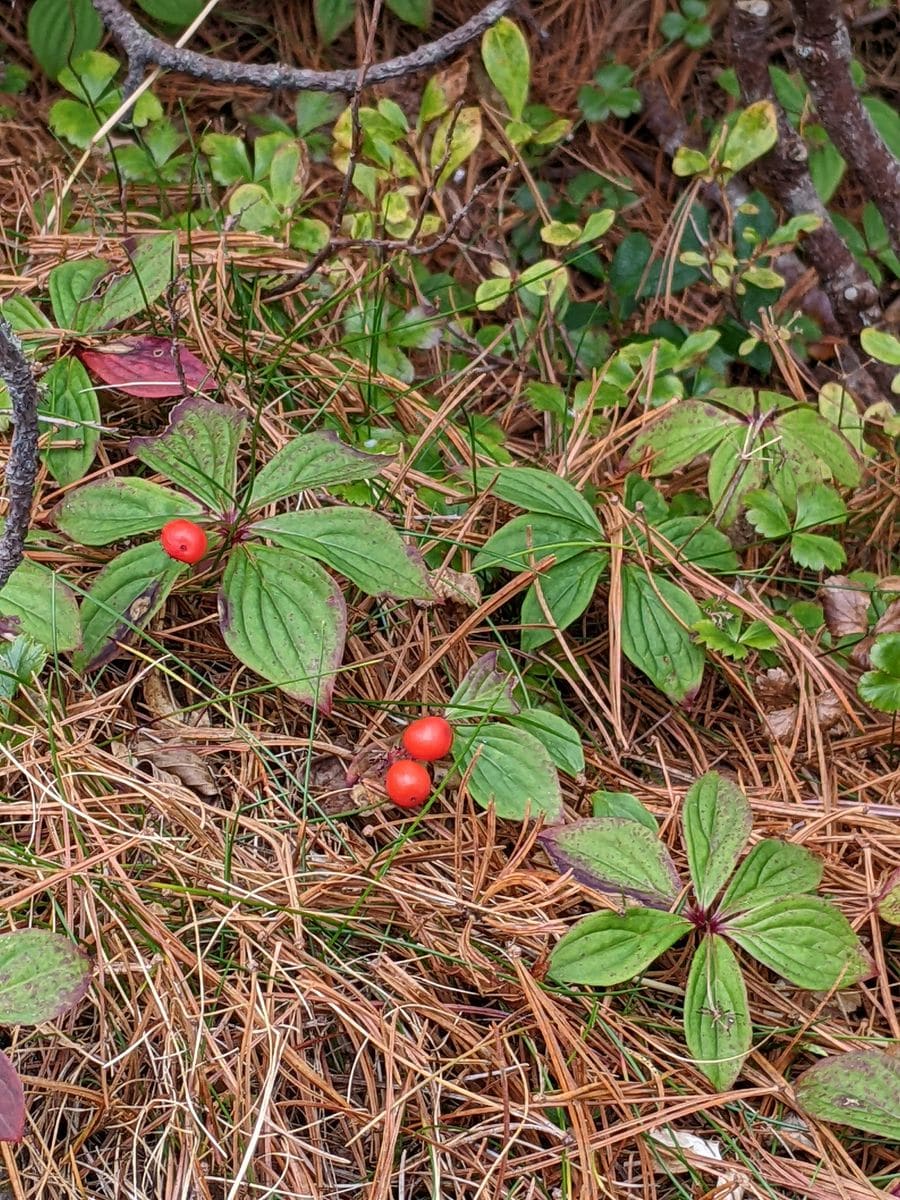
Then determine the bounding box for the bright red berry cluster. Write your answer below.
[385,716,454,808]
[160,519,207,564]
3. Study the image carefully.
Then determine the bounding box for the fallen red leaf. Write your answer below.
[79,336,214,399]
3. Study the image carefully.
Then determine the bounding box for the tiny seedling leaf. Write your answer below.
[683,772,752,909]
[454,723,562,822]
[0,930,90,1025]
[540,817,682,907]
[795,1051,900,1141]
[719,840,823,916]
[548,908,691,987]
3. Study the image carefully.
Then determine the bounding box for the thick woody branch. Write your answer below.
[0,321,39,593]
[91,0,517,96]
[790,0,900,255]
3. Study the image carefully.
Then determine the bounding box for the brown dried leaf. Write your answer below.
[755,668,797,704]
[764,705,798,741]
[130,735,218,798]
[874,598,900,637]
[143,671,210,730]
[429,568,481,607]
[820,575,869,639]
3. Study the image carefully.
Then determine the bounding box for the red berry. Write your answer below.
[402,715,454,762]
[160,519,207,564]
[385,759,432,808]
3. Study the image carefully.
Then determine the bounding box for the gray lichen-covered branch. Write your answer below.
[790,0,900,256]
[0,321,40,592]
[91,0,517,96]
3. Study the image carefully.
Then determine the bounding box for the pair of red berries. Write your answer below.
[160,519,207,564]
[386,716,454,808]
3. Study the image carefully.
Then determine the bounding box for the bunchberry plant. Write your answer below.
[577,63,642,123]
[0,930,91,1142]
[53,399,434,709]
[543,772,871,1090]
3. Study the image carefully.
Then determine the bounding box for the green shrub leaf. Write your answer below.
[541,817,682,907]
[621,566,704,702]
[454,723,562,822]
[219,545,346,711]
[726,895,872,990]
[481,17,530,120]
[0,930,91,1025]
[795,1050,900,1141]
[719,840,823,916]
[55,478,204,546]
[39,356,100,486]
[249,432,391,509]
[250,508,432,599]
[548,908,691,986]
[684,935,752,1091]
[683,771,752,908]
[130,399,247,512]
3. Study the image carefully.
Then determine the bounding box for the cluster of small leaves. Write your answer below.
[53,400,433,709]
[659,0,712,49]
[0,931,92,1143]
[444,652,584,822]
[578,62,641,123]
[544,772,871,1090]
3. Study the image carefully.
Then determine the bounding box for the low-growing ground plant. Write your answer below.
[543,772,871,1089]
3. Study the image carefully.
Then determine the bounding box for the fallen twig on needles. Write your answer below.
[0,321,39,593]
[790,0,900,256]
[91,0,517,96]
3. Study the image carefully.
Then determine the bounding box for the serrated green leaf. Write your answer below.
[541,817,682,907]
[790,532,845,572]
[48,97,101,147]
[229,182,280,232]
[295,91,345,137]
[684,935,752,1091]
[745,489,791,539]
[719,840,823,916]
[726,895,871,990]
[795,1051,900,1141]
[219,545,346,710]
[0,560,80,653]
[591,791,658,831]
[628,401,735,476]
[39,356,100,486]
[54,478,205,546]
[620,566,704,703]
[859,631,900,712]
[249,432,391,510]
[454,723,562,822]
[520,552,606,651]
[74,542,187,671]
[794,483,847,530]
[0,930,91,1025]
[130,399,247,512]
[508,710,584,774]
[683,772,751,909]
[548,908,691,986]
[481,17,530,120]
[27,0,102,81]
[475,465,601,530]
[199,133,252,185]
[772,407,860,506]
[249,508,432,599]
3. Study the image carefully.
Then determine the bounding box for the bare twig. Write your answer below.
[91,0,517,96]
[0,321,39,592]
[790,0,900,256]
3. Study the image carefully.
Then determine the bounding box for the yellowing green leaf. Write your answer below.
[481,17,530,120]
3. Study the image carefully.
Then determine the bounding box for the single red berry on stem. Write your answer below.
[160,519,207,564]
[402,715,453,762]
[385,759,432,808]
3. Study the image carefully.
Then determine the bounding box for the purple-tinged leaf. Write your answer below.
[541,817,682,908]
[795,1051,900,1141]
[877,866,900,926]
[0,930,91,1026]
[80,335,214,398]
[446,651,519,720]
[0,1050,24,1143]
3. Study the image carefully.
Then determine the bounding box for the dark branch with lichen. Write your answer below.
[0,321,40,593]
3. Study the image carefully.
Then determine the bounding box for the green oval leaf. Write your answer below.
[27,0,102,81]
[430,106,482,187]
[481,17,530,120]
[229,183,280,233]
[621,566,704,703]
[454,723,562,822]
[445,652,519,721]
[722,100,778,175]
[250,508,433,599]
[719,839,823,917]
[74,542,188,671]
[591,790,658,832]
[314,0,356,44]
[684,935,752,1091]
[473,513,601,573]
[548,908,691,987]
[0,560,80,653]
[219,545,346,711]
[541,817,682,907]
[130,399,247,512]
[520,552,607,651]
[628,401,736,476]
[249,432,392,510]
[683,771,752,909]
[55,478,204,546]
[474,465,601,530]
[795,1051,900,1141]
[0,930,91,1026]
[39,356,100,486]
[89,234,177,333]
[48,259,108,332]
[726,896,873,990]
[507,710,584,775]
